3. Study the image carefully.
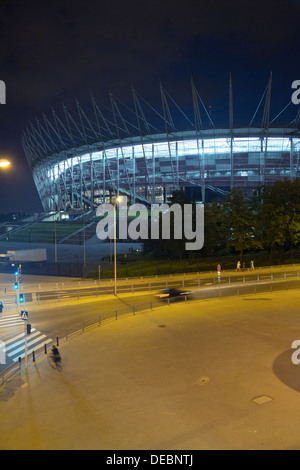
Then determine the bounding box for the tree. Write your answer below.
[224,188,260,257]
[255,179,300,256]
[203,202,227,256]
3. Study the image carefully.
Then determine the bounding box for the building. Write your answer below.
[22,77,300,212]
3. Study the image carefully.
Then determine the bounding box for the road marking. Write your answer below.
[4,329,37,346]
[8,334,47,358]
[195,376,210,386]
[2,328,53,362]
[6,330,40,352]
[0,314,23,327]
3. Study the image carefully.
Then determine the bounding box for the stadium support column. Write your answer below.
[290,138,294,181]
[132,146,136,204]
[262,72,272,186]
[230,136,233,189]
[90,153,94,209]
[201,139,205,202]
[229,73,234,190]
[191,77,205,202]
[60,160,67,211]
[260,138,264,186]
[160,83,176,190]
[80,155,83,209]
[117,148,120,197]
[132,87,151,203]
[152,144,155,204]
[103,153,106,204]
[71,157,74,208]
[175,141,179,191]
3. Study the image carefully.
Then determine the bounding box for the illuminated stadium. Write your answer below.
[22,78,300,212]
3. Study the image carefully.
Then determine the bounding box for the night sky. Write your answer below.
[0,0,299,213]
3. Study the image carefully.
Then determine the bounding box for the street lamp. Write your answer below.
[113,196,122,296]
[0,159,11,169]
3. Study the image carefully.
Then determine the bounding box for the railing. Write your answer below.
[1,267,299,307]
[1,264,300,295]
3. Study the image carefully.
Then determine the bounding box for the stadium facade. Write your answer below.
[22,77,300,212]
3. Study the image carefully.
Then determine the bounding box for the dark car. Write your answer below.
[154,288,194,300]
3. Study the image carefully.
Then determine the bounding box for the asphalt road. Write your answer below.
[1,265,299,373]
[1,276,300,371]
[2,276,300,338]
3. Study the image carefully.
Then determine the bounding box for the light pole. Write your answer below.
[113,196,122,296]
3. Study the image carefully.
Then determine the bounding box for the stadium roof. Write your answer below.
[22,74,300,168]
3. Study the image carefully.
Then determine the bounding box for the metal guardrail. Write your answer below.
[3,268,299,306]
[1,263,300,294]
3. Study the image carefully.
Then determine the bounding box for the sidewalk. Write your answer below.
[1,290,300,450]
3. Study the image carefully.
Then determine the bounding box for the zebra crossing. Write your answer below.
[0,313,53,365]
[0,313,24,329]
[3,328,53,362]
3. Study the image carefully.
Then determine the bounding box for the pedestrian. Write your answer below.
[242,261,245,271]
[250,260,254,270]
[236,261,241,271]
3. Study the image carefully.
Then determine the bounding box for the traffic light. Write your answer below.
[26,323,31,335]
[14,282,18,290]
[19,294,24,303]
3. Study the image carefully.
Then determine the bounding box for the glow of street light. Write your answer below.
[0,159,11,169]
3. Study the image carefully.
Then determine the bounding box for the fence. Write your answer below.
[3,267,300,306]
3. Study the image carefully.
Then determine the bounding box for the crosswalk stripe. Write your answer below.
[0,314,19,318]
[3,328,53,362]
[0,314,23,326]
[13,339,53,362]
[6,330,40,352]
[0,315,20,323]
[0,320,22,326]
[8,334,47,358]
[0,314,21,319]
[5,329,37,346]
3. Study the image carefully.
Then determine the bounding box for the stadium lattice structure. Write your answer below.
[22,73,300,212]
